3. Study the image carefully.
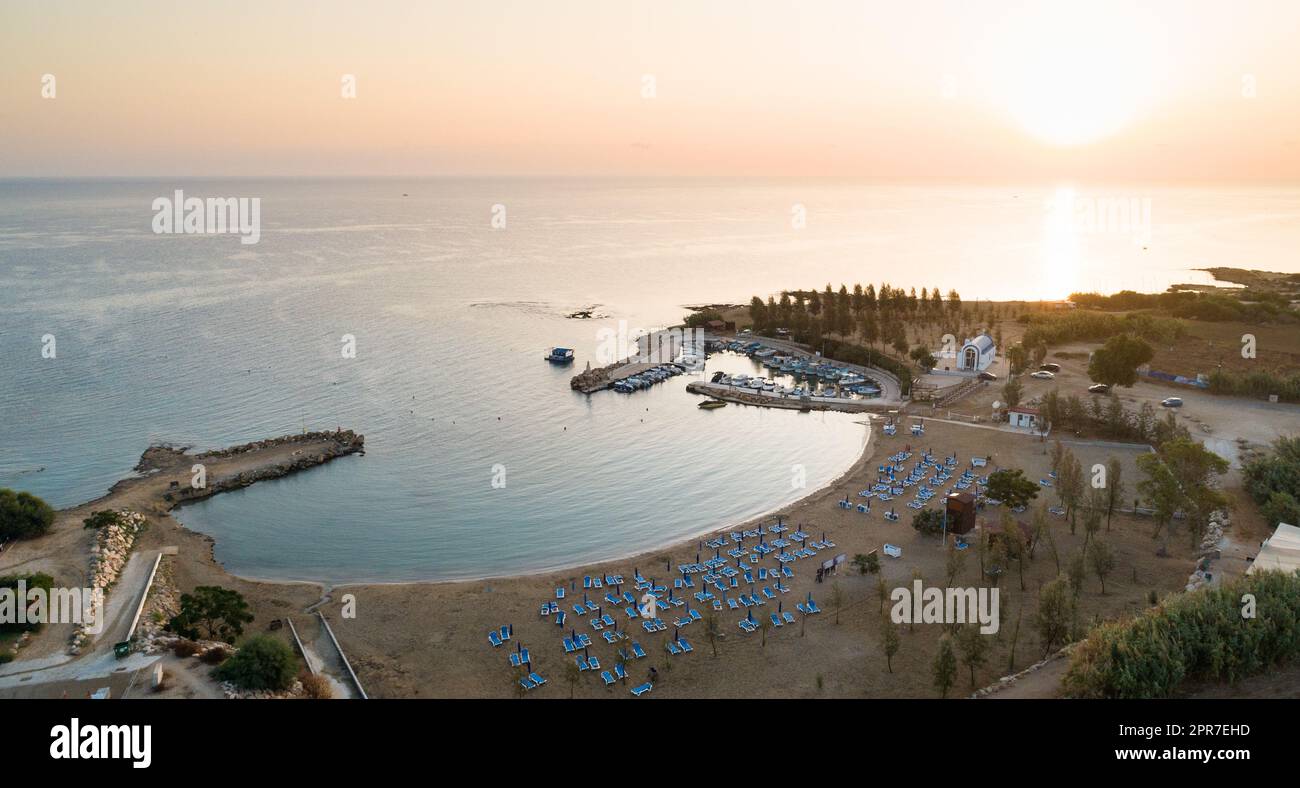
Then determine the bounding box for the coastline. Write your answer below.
[182,415,877,590]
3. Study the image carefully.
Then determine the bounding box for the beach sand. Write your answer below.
[5,411,1246,699]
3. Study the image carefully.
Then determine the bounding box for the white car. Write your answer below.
[1030,370,1055,380]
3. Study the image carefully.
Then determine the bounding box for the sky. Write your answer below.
[3,0,1299,179]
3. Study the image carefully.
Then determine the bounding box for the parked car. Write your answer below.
[1088,383,1110,394]
[1039,363,1061,373]
[1161,397,1184,408]
[978,371,998,381]
[1030,370,1055,380]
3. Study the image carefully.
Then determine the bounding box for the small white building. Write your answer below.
[957,334,997,372]
[1007,406,1039,430]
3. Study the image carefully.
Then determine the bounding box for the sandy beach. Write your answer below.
[3,350,1280,699]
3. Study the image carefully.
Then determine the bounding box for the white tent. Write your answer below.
[1248,523,1300,575]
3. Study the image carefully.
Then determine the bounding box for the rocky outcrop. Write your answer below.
[165,431,365,506]
[1186,509,1229,592]
[194,429,364,461]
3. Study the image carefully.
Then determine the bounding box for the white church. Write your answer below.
[936,333,997,375]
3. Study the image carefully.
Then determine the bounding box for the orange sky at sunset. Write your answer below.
[4,0,1299,179]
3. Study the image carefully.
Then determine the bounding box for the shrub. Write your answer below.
[200,646,231,665]
[0,653,13,665]
[82,510,121,530]
[1064,571,1300,698]
[299,671,333,699]
[173,639,202,658]
[0,489,55,542]
[0,573,55,634]
[214,635,298,691]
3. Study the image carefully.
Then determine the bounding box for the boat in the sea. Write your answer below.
[698,400,727,409]
[545,347,575,364]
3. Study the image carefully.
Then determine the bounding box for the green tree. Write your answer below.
[1007,344,1028,375]
[853,552,880,575]
[956,624,989,689]
[1090,539,1116,594]
[1103,456,1125,532]
[830,582,846,625]
[985,469,1039,510]
[1087,333,1154,387]
[945,541,966,586]
[1138,438,1230,552]
[168,586,254,644]
[1056,451,1085,534]
[1242,436,1300,526]
[564,657,582,698]
[1002,376,1023,408]
[702,610,721,658]
[0,489,55,541]
[932,634,958,698]
[911,508,945,537]
[880,614,900,673]
[214,634,298,691]
[1036,576,1075,657]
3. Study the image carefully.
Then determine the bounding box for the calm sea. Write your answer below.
[1,178,1296,582]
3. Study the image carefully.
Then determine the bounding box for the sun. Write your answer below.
[984,4,1165,147]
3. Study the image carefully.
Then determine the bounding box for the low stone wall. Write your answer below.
[970,643,1076,698]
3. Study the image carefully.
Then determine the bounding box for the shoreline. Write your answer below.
[180,416,877,591]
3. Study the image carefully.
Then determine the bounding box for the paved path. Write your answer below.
[0,550,161,695]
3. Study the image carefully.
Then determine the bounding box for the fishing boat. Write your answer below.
[545,347,575,364]
[698,400,727,410]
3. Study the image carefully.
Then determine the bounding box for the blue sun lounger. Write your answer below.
[600,670,615,686]
[770,612,783,628]
[631,682,652,697]
[520,676,537,691]
[554,612,566,626]
[615,663,628,681]
[576,655,590,671]
[677,637,693,653]
[631,642,647,659]
[727,598,740,610]
[488,631,503,647]
[563,637,578,653]
[603,631,618,644]
[556,587,565,599]
[782,611,796,625]
[666,640,682,656]
[529,672,546,686]
[807,600,822,614]
[588,656,600,670]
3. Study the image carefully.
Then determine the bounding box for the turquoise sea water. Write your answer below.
[2,178,1297,582]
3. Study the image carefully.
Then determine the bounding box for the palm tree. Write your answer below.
[830,582,845,625]
[759,615,771,647]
